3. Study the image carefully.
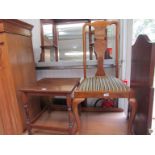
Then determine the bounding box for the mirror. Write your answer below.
[39,19,118,63]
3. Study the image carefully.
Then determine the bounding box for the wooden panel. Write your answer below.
[131,35,155,87]
[5,33,41,128]
[0,68,23,134]
[0,20,41,134]
[0,20,32,37]
[131,35,155,134]
[132,87,154,134]
[0,35,23,134]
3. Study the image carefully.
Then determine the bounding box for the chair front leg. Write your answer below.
[128,98,138,134]
[72,98,85,134]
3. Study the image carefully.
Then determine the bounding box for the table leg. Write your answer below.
[22,93,32,135]
[66,95,74,134]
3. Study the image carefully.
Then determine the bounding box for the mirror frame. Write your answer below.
[39,19,92,62]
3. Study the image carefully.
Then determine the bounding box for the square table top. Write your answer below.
[20,78,81,94]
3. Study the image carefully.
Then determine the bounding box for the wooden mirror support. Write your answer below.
[39,19,58,62]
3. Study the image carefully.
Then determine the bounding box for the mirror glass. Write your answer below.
[57,23,116,61]
[40,20,117,62]
[43,24,53,46]
[106,24,115,59]
[58,23,85,61]
[42,24,55,61]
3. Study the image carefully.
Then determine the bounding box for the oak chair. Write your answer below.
[72,20,138,134]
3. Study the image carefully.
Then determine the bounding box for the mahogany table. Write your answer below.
[20,78,80,134]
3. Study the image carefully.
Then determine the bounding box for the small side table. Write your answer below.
[20,78,80,134]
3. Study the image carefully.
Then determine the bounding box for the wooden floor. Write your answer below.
[26,111,128,135]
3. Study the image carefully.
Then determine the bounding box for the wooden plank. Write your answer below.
[31,124,68,132]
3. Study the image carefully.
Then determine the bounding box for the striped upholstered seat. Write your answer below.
[78,76,129,92]
[75,76,132,98]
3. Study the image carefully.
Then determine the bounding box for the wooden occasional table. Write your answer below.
[20,78,80,135]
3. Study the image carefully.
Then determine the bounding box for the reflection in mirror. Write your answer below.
[58,23,85,61]
[85,24,116,61]
[43,24,53,45]
[42,24,55,61]
[57,23,116,61]
[106,24,116,60]
[39,20,118,63]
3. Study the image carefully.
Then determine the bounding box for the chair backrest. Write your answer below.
[82,20,119,79]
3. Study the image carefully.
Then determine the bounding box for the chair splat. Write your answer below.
[94,26,107,76]
[82,20,119,78]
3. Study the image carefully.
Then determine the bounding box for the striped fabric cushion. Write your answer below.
[78,76,130,92]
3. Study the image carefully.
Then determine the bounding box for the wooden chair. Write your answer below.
[72,20,138,134]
